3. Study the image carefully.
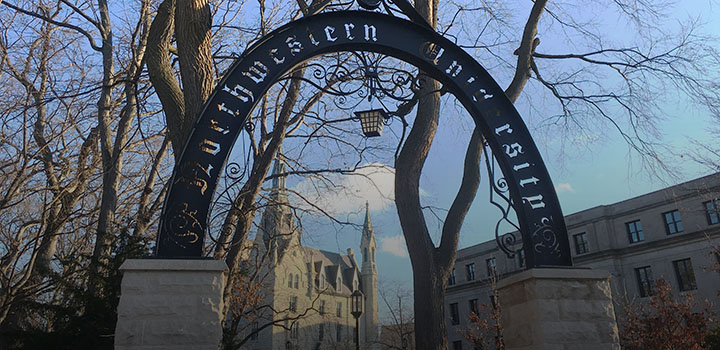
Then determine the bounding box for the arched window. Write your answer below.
[364,248,368,261]
[295,274,299,289]
[288,274,293,288]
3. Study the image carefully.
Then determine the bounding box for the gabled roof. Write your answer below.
[304,246,359,295]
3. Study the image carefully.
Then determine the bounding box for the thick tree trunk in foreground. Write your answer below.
[395,0,546,347]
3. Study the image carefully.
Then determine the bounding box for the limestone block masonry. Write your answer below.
[114,259,228,350]
[497,268,620,350]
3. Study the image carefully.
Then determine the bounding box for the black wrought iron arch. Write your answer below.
[157,10,572,268]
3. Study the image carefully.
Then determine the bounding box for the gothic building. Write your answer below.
[239,157,380,350]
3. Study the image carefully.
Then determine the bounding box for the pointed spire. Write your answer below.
[271,147,286,190]
[363,201,372,237]
[360,200,377,275]
[270,147,287,202]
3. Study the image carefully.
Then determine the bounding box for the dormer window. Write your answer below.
[337,277,342,292]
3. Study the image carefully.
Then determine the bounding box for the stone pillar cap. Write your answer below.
[119,258,229,272]
[497,267,611,289]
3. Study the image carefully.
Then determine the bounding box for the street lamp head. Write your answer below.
[351,289,364,318]
[354,108,389,137]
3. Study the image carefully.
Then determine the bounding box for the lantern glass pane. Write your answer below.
[355,109,386,137]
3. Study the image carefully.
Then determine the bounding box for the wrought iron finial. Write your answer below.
[357,0,381,10]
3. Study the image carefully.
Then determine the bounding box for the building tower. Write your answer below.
[360,201,379,349]
[258,151,297,263]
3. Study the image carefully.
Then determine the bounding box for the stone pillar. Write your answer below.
[497,268,620,350]
[114,259,228,350]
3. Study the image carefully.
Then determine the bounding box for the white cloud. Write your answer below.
[292,163,395,215]
[555,183,575,193]
[379,234,408,258]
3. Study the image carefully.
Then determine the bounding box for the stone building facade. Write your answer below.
[238,159,379,350]
[444,173,720,349]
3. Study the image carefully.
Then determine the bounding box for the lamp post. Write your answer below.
[354,109,389,137]
[351,289,364,350]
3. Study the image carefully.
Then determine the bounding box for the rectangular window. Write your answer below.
[573,232,589,254]
[319,300,325,314]
[319,323,325,341]
[336,302,342,317]
[450,302,460,325]
[466,263,475,281]
[469,299,479,315]
[706,200,720,225]
[251,321,258,340]
[635,266,654,297]
[673,258,698,291]
[290,321,299,339]
[518,248,525,268]
[448,268,456,286]
[488,293,498,310]
[664,210,684,234]
[626,220,644,243]
[289,296,297,312]
[486,258,497,277]
[336,323,342,341]
[452,340,463,350]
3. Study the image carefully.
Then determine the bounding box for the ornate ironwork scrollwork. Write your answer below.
[163,202,202,248]
[484,142,521,258]
[281,52,421,112]
[532,216,562,257]
[225,162,246,180]
[244,120,255,132]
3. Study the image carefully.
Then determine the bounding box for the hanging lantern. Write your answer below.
[354,109,388,137]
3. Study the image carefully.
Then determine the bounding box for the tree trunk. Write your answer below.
[176,0,215,146]
[412,255,449,349]
[89,0,152,297]
[146,0,186,158]
[87,0,116,298]
[395,72,448,348]
[394,0,547,347]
